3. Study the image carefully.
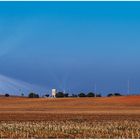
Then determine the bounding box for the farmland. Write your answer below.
[0,96,140,138]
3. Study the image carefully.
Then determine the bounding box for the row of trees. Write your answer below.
[3,92,122,98]
[52,92,121,98]
[28,92,122,98]
[28,92,101,98]
[107,93,122,97]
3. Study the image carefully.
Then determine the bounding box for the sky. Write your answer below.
[0,2,140,96]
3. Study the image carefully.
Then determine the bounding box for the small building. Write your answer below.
[52,89,57,98]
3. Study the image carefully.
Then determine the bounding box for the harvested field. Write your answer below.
[0,120,140,139]
[0,95,140,138]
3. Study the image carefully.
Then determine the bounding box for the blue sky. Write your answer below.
[0,2,140,95]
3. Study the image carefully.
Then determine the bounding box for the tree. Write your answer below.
[45,94,49,97]
[107,93,122,97]
[72,94,78,97]
[21,93,24,97]
[28,93,39,98]
[56,92,64,98]
[96,94,102,97]
[107,93,113,97]
[64,93,69,97]
[87,92,95,97]
[5,94,9,97]
[78,93,86,97]
[114,93,122,96]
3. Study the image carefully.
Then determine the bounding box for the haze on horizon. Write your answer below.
[0,2,140,96]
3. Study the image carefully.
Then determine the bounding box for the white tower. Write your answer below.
[52,89,57,98]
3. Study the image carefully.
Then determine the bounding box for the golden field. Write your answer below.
[0,96,140,138]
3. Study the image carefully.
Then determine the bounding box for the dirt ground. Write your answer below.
[0,95,140,121]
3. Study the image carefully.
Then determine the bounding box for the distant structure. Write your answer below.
[94,83,96,97]
[127,80,130,95]
[52,89,57,98]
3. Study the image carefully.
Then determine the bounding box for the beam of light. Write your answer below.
[0,24,24,57]
[0,74,49,96]
[0,18,38,57]
[45,65,71,93]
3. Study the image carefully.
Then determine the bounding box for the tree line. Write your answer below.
[28,92,122,98]
[3,92,122,98]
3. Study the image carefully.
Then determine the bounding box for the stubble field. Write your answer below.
[0,95,140,138]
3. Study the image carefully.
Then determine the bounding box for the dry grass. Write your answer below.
[0,95,140,138]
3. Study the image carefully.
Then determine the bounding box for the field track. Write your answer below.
[0,95,140,121]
